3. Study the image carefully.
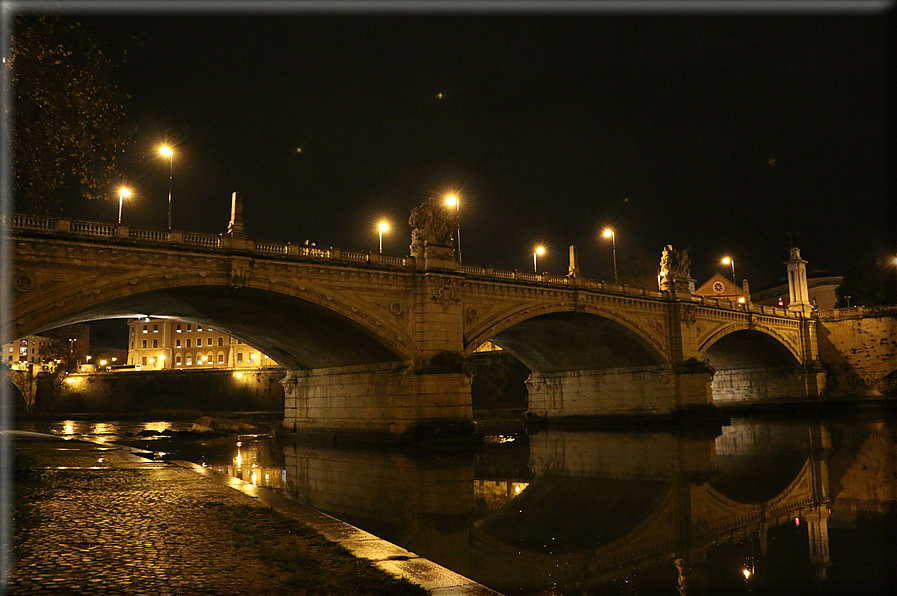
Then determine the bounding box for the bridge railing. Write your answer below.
[5,214,815,320]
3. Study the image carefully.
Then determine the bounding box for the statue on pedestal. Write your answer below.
[409,197,458,256]
[659,244,692,292]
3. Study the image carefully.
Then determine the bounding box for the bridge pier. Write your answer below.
[280,361,474,440]
[525,360,714,421]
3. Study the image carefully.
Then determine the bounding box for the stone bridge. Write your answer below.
[3,201,825,436]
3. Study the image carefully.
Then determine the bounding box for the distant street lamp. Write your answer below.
[378,221,389,254]
[533,246,545,273]
[722,256,736,284]
[118,187,131,224]
[446,194,461,261]
[603,228,618,283]
[160,145,174,230]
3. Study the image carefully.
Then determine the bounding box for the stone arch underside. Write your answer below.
[701,329,805,402]
[481,312,666,374]
[702,328,800,369]
[27,285,406,370]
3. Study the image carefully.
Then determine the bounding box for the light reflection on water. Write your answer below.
[17,414,897,595]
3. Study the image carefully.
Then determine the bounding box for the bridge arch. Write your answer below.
[15,270,414,370]
[699,323,802,366]
[464,303,667,373]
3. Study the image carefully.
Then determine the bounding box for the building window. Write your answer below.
[141,356,147,365]
[237,352,243,363]
[218,337,223,347]
[218,352,224,364]
[130,341,134,349]
[142,325,148,333]
[197,325,203,332]
[176,339,181,348]
[175,354,182,365]
[176,324,182,333]
[187,324,192,332]
[186,339,191,348]
[153,324,159,333]
[196,338,202,348]
[186,353,193,366]
[142,339,147,348]
[152,339,158,348]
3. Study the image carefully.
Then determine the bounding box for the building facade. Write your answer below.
[3,335,55,371]
[127,318,278,371]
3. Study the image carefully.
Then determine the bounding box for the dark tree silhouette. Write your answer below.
[10,15,132,213]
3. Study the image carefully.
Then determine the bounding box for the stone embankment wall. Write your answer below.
[33,367,286,414]
[817,308,897,396]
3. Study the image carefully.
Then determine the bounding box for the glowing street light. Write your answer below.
[160,145,174,230]
[603,228,618,283]
[446,194,461,261]
[117,187,131,224]
[378,221,389,254]
[722,256,736,284]
[533,245,545,273]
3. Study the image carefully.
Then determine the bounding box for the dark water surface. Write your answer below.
[17,413,897,595]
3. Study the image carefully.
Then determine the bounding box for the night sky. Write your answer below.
[16,3,897,298]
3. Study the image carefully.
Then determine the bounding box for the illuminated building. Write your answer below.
[126,317,278,370]
[2,335,54,371]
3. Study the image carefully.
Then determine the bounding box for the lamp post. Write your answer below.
[446,194,461,261]
[603,228,617,283]
[378,221,389,254]
[722,256,736,284]
[533,246,545,273]
[118,187,131,224]
[160,145,173,230]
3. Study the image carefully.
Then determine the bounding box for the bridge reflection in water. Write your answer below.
[269,415,894,595]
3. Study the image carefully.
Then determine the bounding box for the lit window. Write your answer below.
[186,354,192,365]
[187,324,192,332]
[176,324,182,333]
[237,352,243,363]
[197,325,202,332]
[218,352,224,364]
[153,324,159,333]
[176,339,181,348]
[175,354,182,365]
[142,325,148,333]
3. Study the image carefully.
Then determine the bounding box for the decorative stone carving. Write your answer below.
[14,274,32,293]
[409,196,458,254]
[389,302,403,318]
[681,305,697,327]
[430,277,461,309]
[465,307,478,324]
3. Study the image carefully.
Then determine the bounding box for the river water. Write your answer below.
[17,410,896,595]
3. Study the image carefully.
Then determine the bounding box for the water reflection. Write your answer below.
[17,415,895,594]
[276,418,894,595]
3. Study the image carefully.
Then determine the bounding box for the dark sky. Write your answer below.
[24,3,897,293]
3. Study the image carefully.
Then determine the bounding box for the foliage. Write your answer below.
[835,259,897,307]
[10,15,132,213]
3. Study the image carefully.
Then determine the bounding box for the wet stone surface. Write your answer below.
[11,436,307,595]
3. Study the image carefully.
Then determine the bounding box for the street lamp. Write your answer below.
[378,221,389,254]
[603,228,618,283]
[160,145,174,230]
[533,246,545,273]
[118,187,131,224]
[446,194,461,261]
[722,256,736,284]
